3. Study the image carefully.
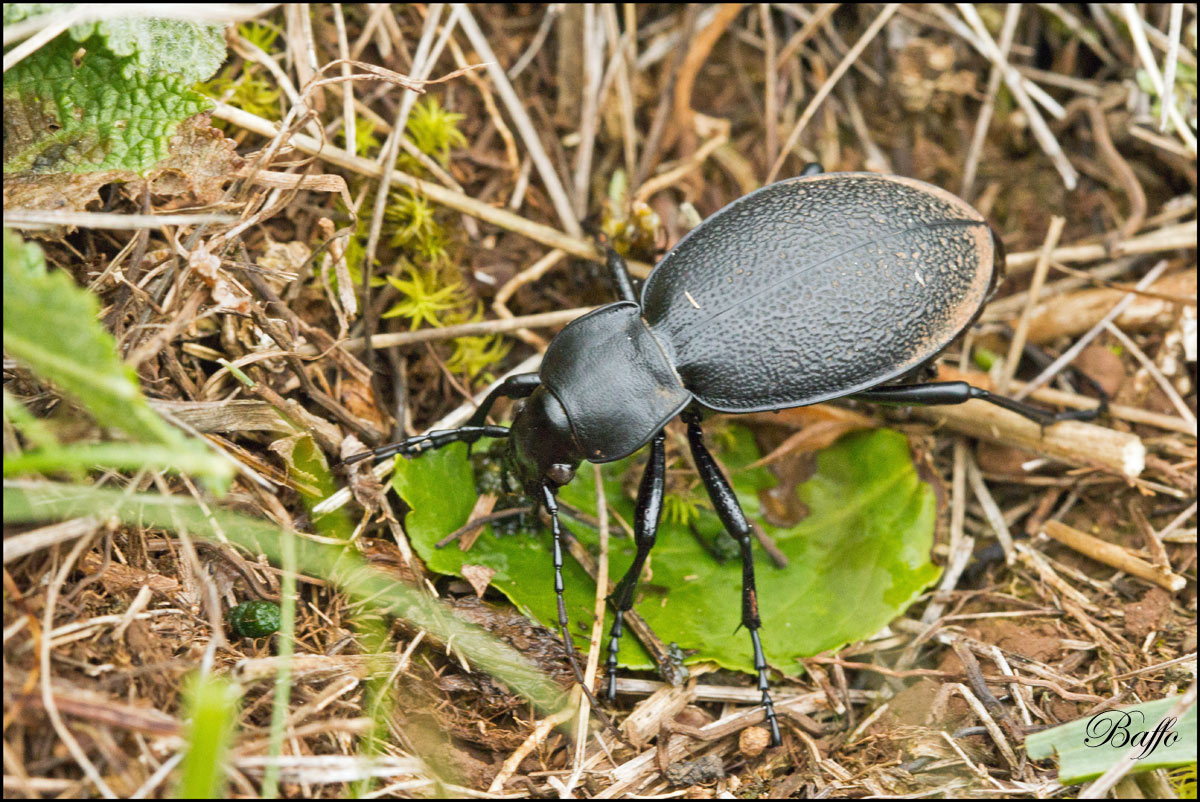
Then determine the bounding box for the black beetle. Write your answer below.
[347,166,1103,746]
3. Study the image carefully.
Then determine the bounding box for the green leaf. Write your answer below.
[393,427,939,676]
[1027,696,1198,785]
[2,442,233,481]
[2,230,231,489]
[3,34,213,175]
[78,17,226,84]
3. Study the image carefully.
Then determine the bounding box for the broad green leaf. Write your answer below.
[390,442,654,664]
[1027,696,1198,784]
[2,230,231,489]
[393,427,939,676]
[2,4,66,25]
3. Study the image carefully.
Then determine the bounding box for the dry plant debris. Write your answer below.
[3,4,1196,799]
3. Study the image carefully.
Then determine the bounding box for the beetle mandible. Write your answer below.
[347,165,1104,746]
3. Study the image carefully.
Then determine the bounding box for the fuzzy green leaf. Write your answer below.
[3,34,213,175]
[4,6,225,84]
[73,17,226,84]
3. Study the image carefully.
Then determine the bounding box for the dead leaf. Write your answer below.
[461,564,496,598]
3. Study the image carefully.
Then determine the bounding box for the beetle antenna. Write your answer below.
[540,484,630,747]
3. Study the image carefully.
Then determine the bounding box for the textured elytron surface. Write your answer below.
[540,302,691,461]
[641,173,997,411]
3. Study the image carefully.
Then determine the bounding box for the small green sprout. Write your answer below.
[237,20,282,53]
[382,264,469,330]
[198,63,281,121]
[385,189,441,251]
[662,493,701,527]
[972,346,999,371]
[406,97,467,166]
[337,116,382,156]
[446,333,512,381]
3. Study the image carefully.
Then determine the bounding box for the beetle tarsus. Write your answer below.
[604,610,625,701]
[750,628,782,746]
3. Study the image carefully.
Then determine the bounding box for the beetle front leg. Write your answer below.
[465,372,541,427]
[683,410,782,747]
[541,484,575,663]
[606,431,666,701]
[342,425,511,465]
[344,373,539,466]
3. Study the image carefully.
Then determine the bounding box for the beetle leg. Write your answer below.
[461,373,540,458]
[541,483,628,743]
[605,431,666,701]
[970,385,1106,424]
[342,425,511,465]
[344,375,537,464]
[601,244,639,304]
[683,410,782,747]
[851,381,1107,426]
[464,373,541,428]
[1018,342,1112,412]
[541,483,574,662]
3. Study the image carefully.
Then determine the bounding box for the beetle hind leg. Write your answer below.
[605,431,666,701]
[851,381,1107,426]
[683,410,783,747]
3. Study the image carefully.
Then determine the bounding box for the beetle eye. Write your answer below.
[547,463,575,486]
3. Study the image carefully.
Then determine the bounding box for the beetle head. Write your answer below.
[508,386,581,494]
